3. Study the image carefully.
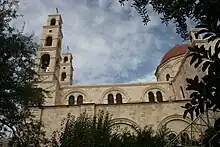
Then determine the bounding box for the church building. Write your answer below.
[32,13,207,140]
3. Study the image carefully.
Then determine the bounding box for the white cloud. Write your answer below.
[129,70,157,83]
[15,0,183,84]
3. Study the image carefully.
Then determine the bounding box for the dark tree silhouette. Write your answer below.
[52,111,176,147]
[0,0,48,146]
[119,0,220,39]
[181,28,220,147]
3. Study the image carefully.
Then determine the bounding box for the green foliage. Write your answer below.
[181,28,220,146]
[52,111,113,147]
[8,118,49,147]
[182,29,220,120]
[0,0,47,146]
[119,0,220,39]
[200,127,220,147]
[52,111,175,147]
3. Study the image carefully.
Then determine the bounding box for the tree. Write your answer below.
[52,111,114,147]
[52,110,175,147]
[181,28,220,146]
[181,28,220,117]
[119,0,220,39]
[200,127,220,147]
[0,0,48,146]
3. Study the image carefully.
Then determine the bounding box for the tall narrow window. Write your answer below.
[148,92,155,102]
[156,91,163,102]
[77,95,83,105]
[64,57,68,63]
[61,72,67,81]
[50,18,56,25]
[166,74,170,81]
[68,95,75,105]
[41,54,50,71]
[45,36,53,46]
[107,94,114,104]
[180,86,185,99]
[116,93,122,104]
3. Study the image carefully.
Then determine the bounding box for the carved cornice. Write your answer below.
[110,118,141,132]
[29,100,188,108]
[61,81,170,89]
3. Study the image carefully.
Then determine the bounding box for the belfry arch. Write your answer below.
[40,54,50,71]
[45,36,53,46]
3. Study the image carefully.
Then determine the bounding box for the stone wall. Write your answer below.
[58,82,175,105]
[33,100,191,138]
[156,55,185,81]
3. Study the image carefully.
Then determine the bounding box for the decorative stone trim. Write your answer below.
[141,86,167,102]
[157,114,192,131]
[100,87,130,103]
[63,89,88,101]
[110,118,141,132]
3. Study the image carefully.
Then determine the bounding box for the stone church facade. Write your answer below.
[32,13,207,138]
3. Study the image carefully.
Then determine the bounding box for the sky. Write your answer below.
[15,0,186,84]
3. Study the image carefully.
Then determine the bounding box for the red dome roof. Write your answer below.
[160,44,189,64]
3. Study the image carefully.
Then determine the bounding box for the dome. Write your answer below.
[160,44,189,65]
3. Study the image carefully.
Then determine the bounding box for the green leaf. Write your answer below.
[208,46,212,58]
[195,25,209,29]
[208,35,217,43]
[194,76,199,83]
[214,39,220,54]
[189,110,194,120]
[191,97,198,105]
[196,29,210,36]
[190,92,198,98]
[194,57,203,68]
[202,61,210,72]
[190,54,199,65]
[195,107,200,117]
[199,101,205,114]
[214,118,220,131]
[183,110,189,119]
[202,33,214,39]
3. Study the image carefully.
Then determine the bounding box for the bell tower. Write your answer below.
[35,13,63,106]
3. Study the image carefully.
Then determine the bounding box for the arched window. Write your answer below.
[61,72,67,81]
[45,36,53,46]
[180,86,185,99]
[41,54,50,71]
[168,133,176,140]
[116,93,122,104]
[107,94,114,104]
[77,95,83,105]
[181,133,190,144]
[64,57,68,63]
[156,91,163,102]
[68,95,75,105]
[148,92,155,102]
[50,18,56,25]
[166,74,170,81]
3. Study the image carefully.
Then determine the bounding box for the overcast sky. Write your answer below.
[15,0,186,84]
